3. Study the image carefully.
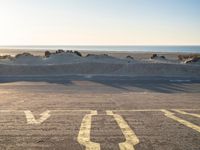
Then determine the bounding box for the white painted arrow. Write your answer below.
[24,110,51,125]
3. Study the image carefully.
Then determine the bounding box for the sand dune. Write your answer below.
[0,52,199,77]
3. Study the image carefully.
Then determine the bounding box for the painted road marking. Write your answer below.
[0,108,200,149]
[173,109,200,118]
[161,109,200,133]
[51,110,92,112]
[106,111,139,150]
[177,109,200,111]
[0,110,93,112]
[0,109,200,113]
[24,110,51,125]
[77,110,100,150]
[112,109,161,112]
[111,109,200,112]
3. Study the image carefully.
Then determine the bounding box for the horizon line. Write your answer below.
[0,44,200,47]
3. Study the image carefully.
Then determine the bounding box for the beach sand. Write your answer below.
[0,48,198,59]
[0,49,199,77]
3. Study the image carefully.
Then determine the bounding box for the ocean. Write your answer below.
[0,45,200,53]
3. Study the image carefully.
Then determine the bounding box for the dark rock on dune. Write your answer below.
[151,54,158,59]
[102,54,109,57]
[66,50,73,53]
[64,50,82,57]
[45,51,51,57]
[56,49,65,54]
[160,56,166,59]
[74,51,82,57]
[126,55,134,59]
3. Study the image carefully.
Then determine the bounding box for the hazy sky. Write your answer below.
[0,0,199,45]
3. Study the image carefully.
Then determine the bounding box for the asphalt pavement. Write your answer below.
[0,75,199,150]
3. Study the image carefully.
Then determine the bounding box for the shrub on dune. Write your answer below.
[86,54,95,57]
[178,54,200,63]
[0,55,13,59]
[56,49,65,54]
[151,54,166,59]
[15,52,33,58]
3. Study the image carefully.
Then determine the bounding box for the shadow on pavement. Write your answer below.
[0,75,200,93]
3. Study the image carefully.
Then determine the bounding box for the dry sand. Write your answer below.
[0,49,200,77]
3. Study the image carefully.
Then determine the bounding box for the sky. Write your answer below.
[0,0,199,45]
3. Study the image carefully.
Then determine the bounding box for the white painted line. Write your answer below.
[77,110,100,150]
[173,109,200,118]
[107,111,139,150]
[24,110,51,125]
[161,109,200,133]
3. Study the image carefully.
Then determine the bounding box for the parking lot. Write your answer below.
[0,76,199,150]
